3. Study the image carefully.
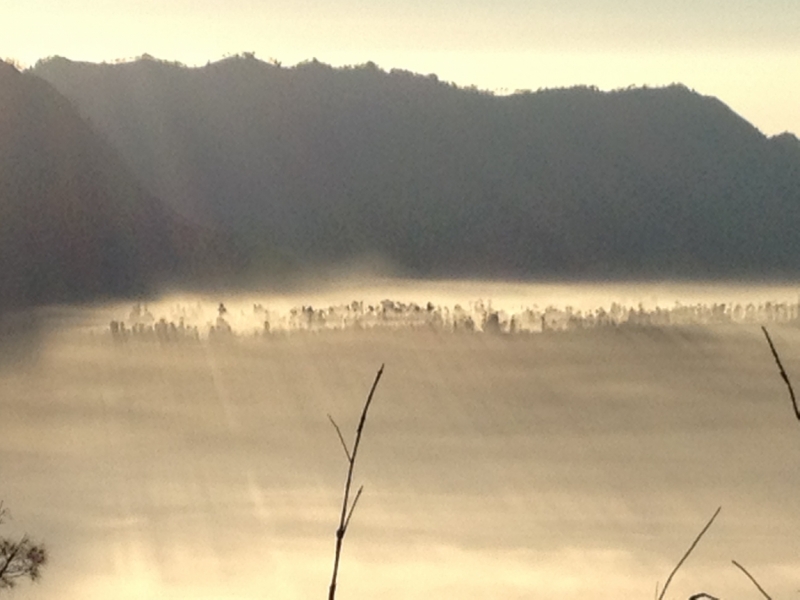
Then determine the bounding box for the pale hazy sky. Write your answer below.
[3,0,799,135]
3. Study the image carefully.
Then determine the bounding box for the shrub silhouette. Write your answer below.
[0,502,47,591]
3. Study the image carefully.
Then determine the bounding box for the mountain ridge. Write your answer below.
[0,61,253,310]
[26,55,800,280]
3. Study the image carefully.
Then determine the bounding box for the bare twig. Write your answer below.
[761,326,800,422]
[0,502,47,589]
[657,506,722,600]
[732,559,772,600]
[327,364,385,600]
[0,534,47,589]
[343,486,363,532]
[328,415,352,461]
[0,541,23,580]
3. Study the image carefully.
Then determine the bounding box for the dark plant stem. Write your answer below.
[732,559,772,600]
[761,326,800,422]
[327,364,384,600]
[657,506,721,600]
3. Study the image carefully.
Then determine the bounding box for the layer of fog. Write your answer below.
[3,279,800,599]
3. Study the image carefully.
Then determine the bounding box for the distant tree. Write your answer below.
[0,503,47,591]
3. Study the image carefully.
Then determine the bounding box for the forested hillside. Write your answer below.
[27,55,800,279]
[0,61,247,310]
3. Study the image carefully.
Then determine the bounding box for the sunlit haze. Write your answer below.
[4,3,800,598]
[3,0,799,135]
[5,280,800,599]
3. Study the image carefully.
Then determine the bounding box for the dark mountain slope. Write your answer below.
[32,56,800,278]
[0,62,243,310]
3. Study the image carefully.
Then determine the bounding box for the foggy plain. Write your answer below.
[4,2,800,597]
[3,279,800,600]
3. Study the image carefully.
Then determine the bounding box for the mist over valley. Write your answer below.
[4,280,800,599]
[3,53,800,599]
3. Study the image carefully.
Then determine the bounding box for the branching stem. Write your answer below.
[327,364,384,600]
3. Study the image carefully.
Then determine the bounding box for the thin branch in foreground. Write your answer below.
[343,486,363,532]
[327,415,352,461]
[327,364,385,600]
[732,559,773,600]
[761,326,800,422]
[657,506,722,600]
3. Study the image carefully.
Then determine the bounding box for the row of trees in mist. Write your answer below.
[104,297,800,341]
